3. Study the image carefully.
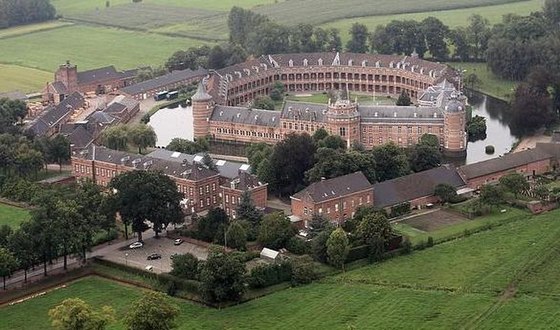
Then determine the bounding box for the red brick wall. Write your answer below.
[221,184,268,218]
[465,158,552,189]
[291,188,374,226]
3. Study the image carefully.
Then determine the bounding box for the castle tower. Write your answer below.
[443,92,467,157]
[191,81,213,140]
[325,97,361,148]
[55,60,78,93]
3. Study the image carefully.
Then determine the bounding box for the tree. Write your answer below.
[0,224,12,248]
[434,183,457,203]
[326,228,349,270]
[421,16,449,60]
[236,191,262,225]
[170,253,199,280]
[129,124,156,154]
[124,291,179,330]
[201,152,217,171]
[499,173,529,197]
[408,144,441,172]
[480,184,505,208]
[533,185,550,201]
[356,212,392,244]
[100,124,129,151]
[372,142,410,182]
[252,95,275,110]
[49,298,115,330]
[0,247,16,290]
[110,170,183,241]
[449,27,470,61]
[464,73,482,92]
[258,212,297,250]
[196,208,228,242]
[466,14,491,60]
[510,83,557,135]
[166,137,209,154]
[265,133,316,196]
[544,0,560,27]
[346,23,369,53]
[312,127,329,142]
[226,221,247,250]
[8,228,36,283]
[317,135,346,150]
[312,228,333,263]
[47,135,71,172]
[396,91,411,106]
[419,134,439,148]
[199,250,246,303]
[270,82,285,101]
[308,213,332,237]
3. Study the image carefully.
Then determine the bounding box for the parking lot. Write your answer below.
[101,235,209,274]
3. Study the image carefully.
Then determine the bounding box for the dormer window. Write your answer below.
[289,59,293,67]
[303,59,308,66]
[318,58,323,66]
[348,59,353,66]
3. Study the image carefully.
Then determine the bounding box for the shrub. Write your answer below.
[389,202,411,218]
[247,262,292,289]
[401,238,412,254]
[170,253,199,280]
[345,245,369,263]
[426,236,434,247]
[286,236,308,255]
[290,256,318,286]
[485,145,495,154]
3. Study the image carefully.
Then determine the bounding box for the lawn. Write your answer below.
[0,24,208,82]
[447,62,518,101]
[322,0,542,44]
[286,93,396,105]
[0,203,31,229]
[0,64,52,94]
[340,208,556,293]
[0,21,73,39]
[3,208,560,328]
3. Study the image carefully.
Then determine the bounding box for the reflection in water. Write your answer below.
[451,91,519,165]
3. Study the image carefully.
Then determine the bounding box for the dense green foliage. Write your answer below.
[49,298,115,330]
[166,137,209,155]
[199,249,246,303]
[0,0,56,29]
[466,115,487,141]
[124,291,179,330]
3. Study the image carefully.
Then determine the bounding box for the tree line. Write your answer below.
[0,0,56,29]
[246,129,442,197]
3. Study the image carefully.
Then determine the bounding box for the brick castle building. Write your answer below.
[193,52,467,156]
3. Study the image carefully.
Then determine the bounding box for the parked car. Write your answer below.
[129,241,143,249]
[174,238,184,246]
[147,253,162,260]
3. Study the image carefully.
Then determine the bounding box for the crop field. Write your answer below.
[0,203,30,229]
[0,64,52,94]
[3,208,560,329]
[322,0,542,44]
[254,0,528,26]
[0,25,206,73]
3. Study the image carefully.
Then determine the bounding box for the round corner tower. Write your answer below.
[191,81,213,140]
[443,94,467,157]
[325,98,361,148]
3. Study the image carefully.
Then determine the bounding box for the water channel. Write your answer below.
[149,91,518,165]
[462,91,519,165]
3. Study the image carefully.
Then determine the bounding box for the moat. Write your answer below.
[149,92,518,165]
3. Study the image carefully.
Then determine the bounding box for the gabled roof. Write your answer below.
[27,92,85,136]
[227,171,265,191]
[292,172,372,203]
[210,106,280,127]
[121,68,207,96]
[66,125,93,149]
[78,66,119,84]
[373,165,465,208]
[50,81,68,94]
[458,148,553,180]
[281,101,327,122]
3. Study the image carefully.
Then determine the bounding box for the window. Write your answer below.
[343,201,347,209]
[199,187,203,195]
[327,207,331,214]
[212,196,217,204]
[304,207,308,215]
[200,199,204,207]
[189,187,193,196]
[206,197,210,206]
[232,210,237,219]
[359,197,363,205]
[351,200,355,207]
[205,185,209,193]
[226,195,229,203]
[80,165,84,173]
[367,195,370,203]
[335,204,339,212]
[339,127,346,136]
[318,208,323,214]
[112,170,116,177]
[232,197,236,205]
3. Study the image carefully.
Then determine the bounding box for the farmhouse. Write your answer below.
[43,61,137,104]
[290,172,374,226]
[72,146,267,215]
[194,52,467,156]
[27,92,86,137]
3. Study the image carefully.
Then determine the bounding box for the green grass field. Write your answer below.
[0,25,207,73]
[322,0,542,44]
[0,203,30,229]
[0,64,52,94]
[3,208,560,329]
[447,62,518,101]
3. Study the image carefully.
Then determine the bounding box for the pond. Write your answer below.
[148,104,192,148]
[462,92,519,165]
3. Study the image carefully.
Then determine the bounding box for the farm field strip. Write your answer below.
[0,21,73,39]
[0,64,52,94]
[321,0,541,44]
[254,0,528,26]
